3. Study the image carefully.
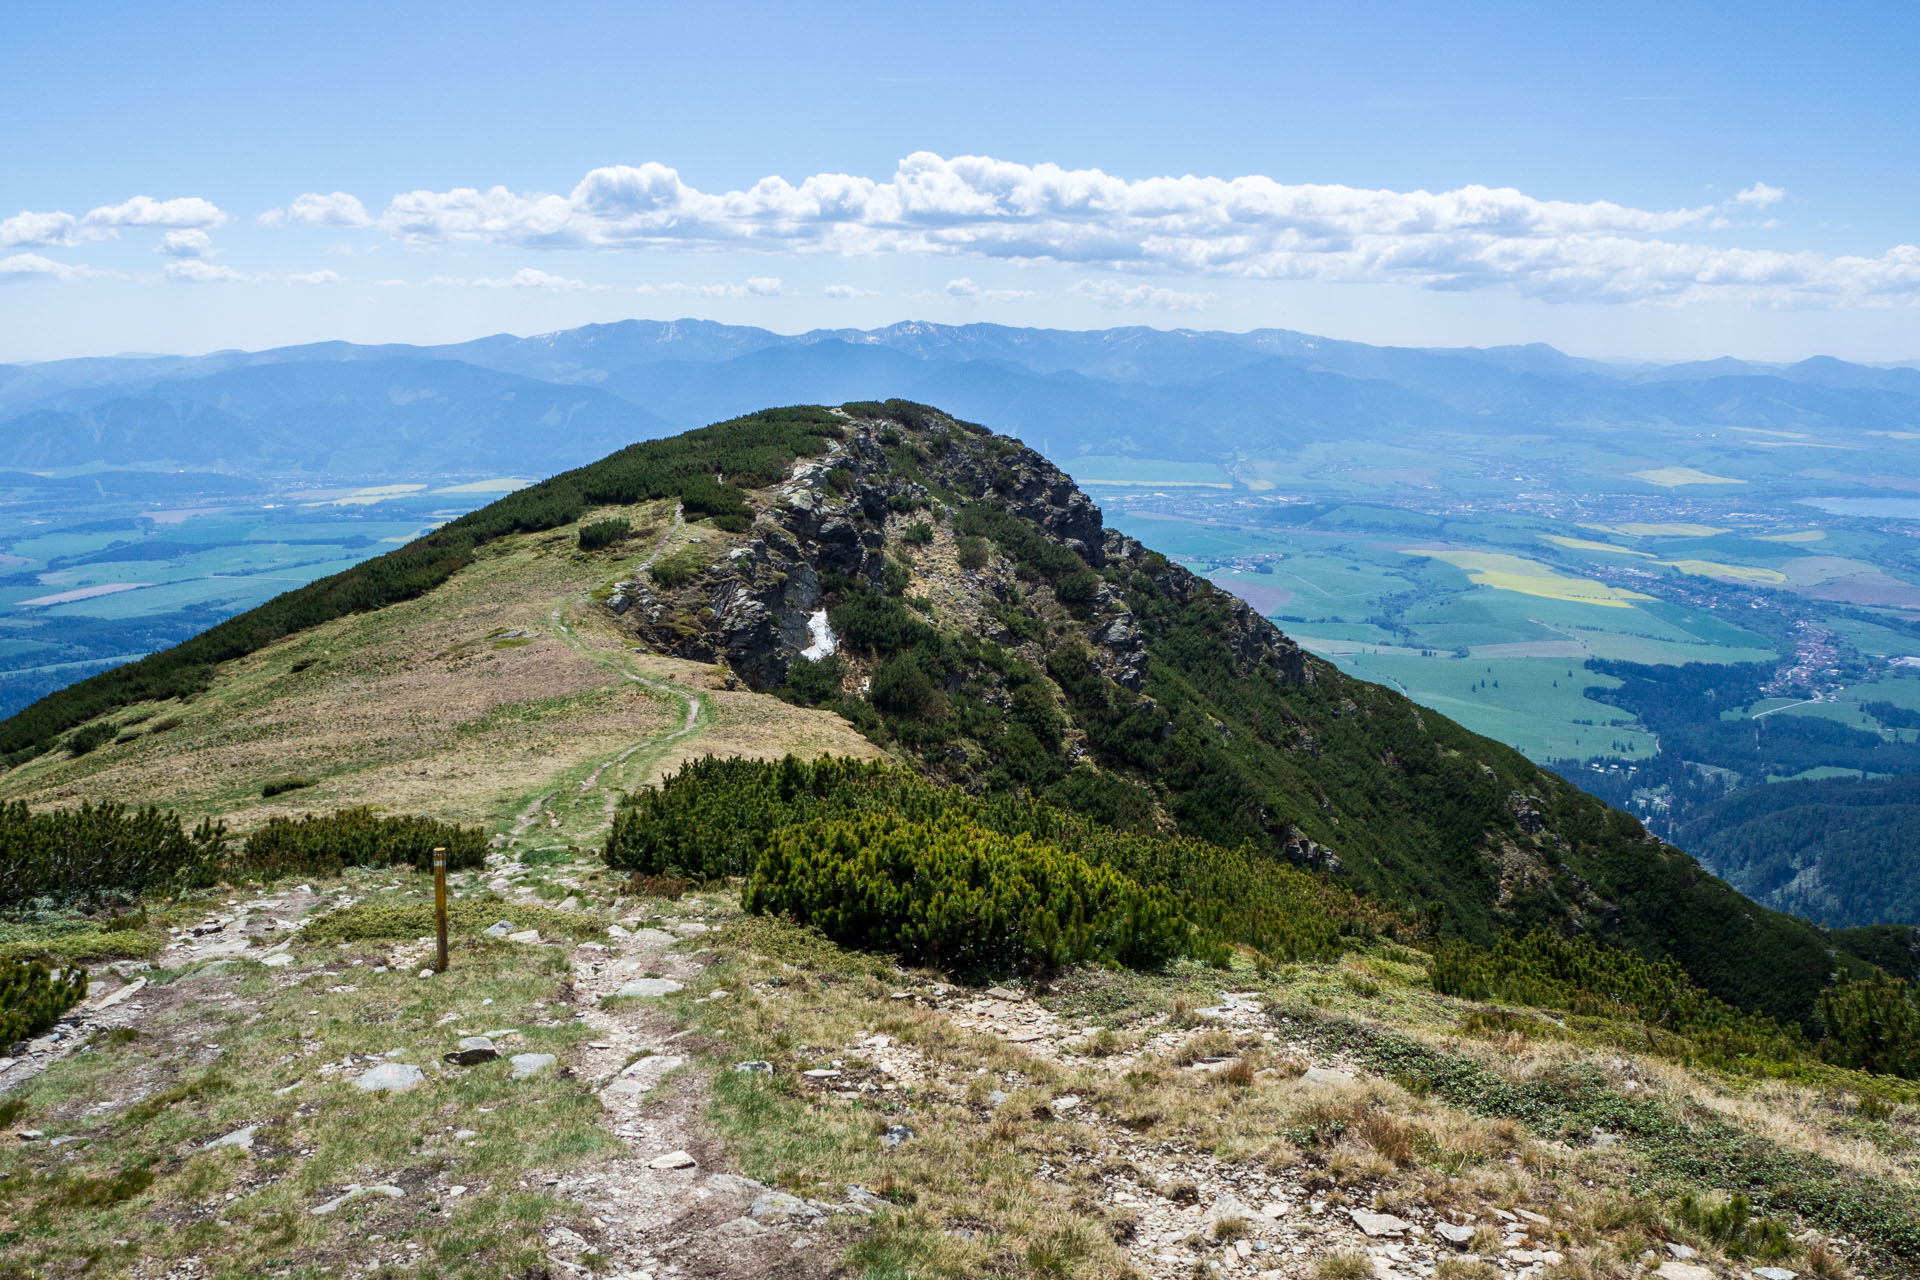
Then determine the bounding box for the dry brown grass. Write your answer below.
[0,501,883,840]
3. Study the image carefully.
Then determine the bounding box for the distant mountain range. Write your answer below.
[4,319,1919,478]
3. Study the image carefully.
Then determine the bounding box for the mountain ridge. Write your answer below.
[0,398,1873,1030]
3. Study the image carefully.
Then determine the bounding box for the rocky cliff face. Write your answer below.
[605,408,1310,700]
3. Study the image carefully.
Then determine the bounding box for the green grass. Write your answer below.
[0,929,610,1280]
[301,898,604,945]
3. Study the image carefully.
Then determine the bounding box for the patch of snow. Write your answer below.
[800,609,837,661]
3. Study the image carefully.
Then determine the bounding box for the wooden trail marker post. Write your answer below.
[433,846,449,973]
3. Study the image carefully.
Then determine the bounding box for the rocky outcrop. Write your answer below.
[605,409,1316,700]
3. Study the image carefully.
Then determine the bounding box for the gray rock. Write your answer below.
[733,1059,773,1073]
[353,1063,425,1093]
[1752,1269,1797,1280]
[1207,1193,1258,1228]
[749,1191,823,1222]
[709,1215,769,1238]
[261,954,294,968]
[204,1125,258,1152]
[1434,1222,1476,1247]
[1299,1066,1357,1089]
[509,1053,556,1080]
[844,1183,889,1212]
[881,1123,916,1149]
[557,896,580,912]
[453,1129,479,1140]
[986,1089,1011,1107]
[1667,1244,1698,1260]
[1654,1264,1713,1280]
[648,1150,698,1170]
[705,1172,767,1197]
[984,986,1025,1002]
[1348,1208,1411,1237]
[614,977,684,998]
[482,920,517,939]
[505,929,541,945]
[313,1183,404,1215]
[445,1037,498,1066]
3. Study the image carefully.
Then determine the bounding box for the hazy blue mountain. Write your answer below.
[0,359,670,475]
[5,320,1920,480]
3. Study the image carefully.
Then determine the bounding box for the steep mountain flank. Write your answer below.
[0,401,1858,1025]
[592,402,1851,1025]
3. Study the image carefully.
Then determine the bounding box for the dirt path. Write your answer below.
[469,879,847,1279]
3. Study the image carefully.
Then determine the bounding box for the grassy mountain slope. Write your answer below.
[0,399,1862,1030]
[0,490,880,843]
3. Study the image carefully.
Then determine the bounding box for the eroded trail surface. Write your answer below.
[483,879,861,1279]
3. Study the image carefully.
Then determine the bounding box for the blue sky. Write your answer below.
[4,0,1917,362]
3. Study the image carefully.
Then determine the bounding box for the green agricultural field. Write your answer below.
[1320,650,1657,760]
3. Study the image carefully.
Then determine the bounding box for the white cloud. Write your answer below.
[474,267,601,291]
[943,276,1034,302]
[163,260,244,283]
[156,229,216,260]
[1734,182,1787,209]
[5,194,225,248]
[1070,279,1214,311]
[0,252,96,282]
[288,269,343,285]
[823,283,877,298]
[633,278,782,298]
[84,195,228,230]
[263,191,372,228]
[1,210,84,249]
[351,154,1920,306]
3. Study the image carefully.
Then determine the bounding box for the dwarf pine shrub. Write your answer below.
[234,807,486,878]
[0,801,227,908]
[577,517,631,551]
[606,754,1370,964]
[1429,927,1804,1062]
[0,956,87,1045]
[744,811,1189,975]
[1819,972,1920,1079]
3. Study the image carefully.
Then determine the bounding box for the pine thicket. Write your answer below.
[0,957,87,1046]
[606,754,1387,965]
[0,800,227,908]
[233,807,487,878]
[744,811,1189,976]
[1819,973,1920,1079]
[1428,927,1802,1062]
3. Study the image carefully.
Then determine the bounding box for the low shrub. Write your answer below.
[900,520,934,545]
[743,810,1191,976]
[0,800,227,908]
[233,807,486,878]
[0,916,162,965]
[260,776,316,798]
[606,754,1373,964]
[0,956,88,1045]
[650,548,709,589]
[66,722,116,756]
[1429,927,1802,1064]
[577,517,631,551]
